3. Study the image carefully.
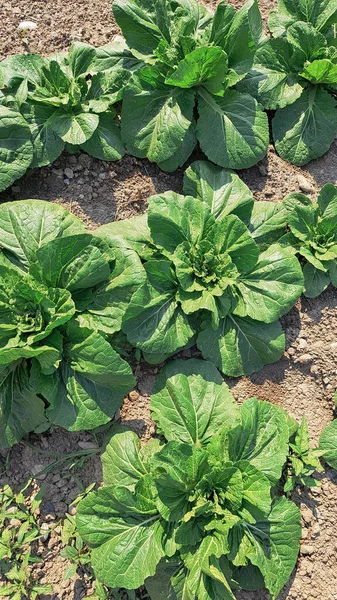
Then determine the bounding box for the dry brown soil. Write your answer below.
[1,1,337,599]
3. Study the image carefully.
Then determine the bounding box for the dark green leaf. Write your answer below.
[0,106,33,193]
[151,358,239,445]
[121,75,195,163]
[273,86,337,165]
[183,160,254,224]
[197,315,285,377]
[196,89,269,169]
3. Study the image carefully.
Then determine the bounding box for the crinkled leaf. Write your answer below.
[320,418,337,469]
[215,0,263,78]
[101,428,148,488]
[0,106,33,193]
[238,37,304,109]
[197,315,285,377]
[165,47,228,95]
[121,75,195,163]
[122,266,195,360]
[303,262,331,297]
[77,486,164,588]
[236,245,304,323]
[33,234,110,292]
[196,89,269,170]
[317,183,337,218]
[158,120,197,172]
[81,113,125,161]
[77,245,145,335]
[151,358,239,445]
[0,363,47,448]
[302,58,337,84]
[183,160,254,225]
[64,321,135,391]
[0,53,46,86]
[95,214,152,259]
[269,0,337,33]
[228,398,289,483]
[84,70,130,111]
[94,41,144,72]
[67,42,96,78]
[273,86,337,165]
[45,367,127,431]
[249,201,288,250]
[147,192,214,254]
[113,0,168,60]
[21,103,65,168]
[234,497,301,600]
[0,200,85,269]
[51,112,99,145]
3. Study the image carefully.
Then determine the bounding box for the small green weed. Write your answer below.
[0,484,52,599]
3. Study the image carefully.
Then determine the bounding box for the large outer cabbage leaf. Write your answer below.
[0,106,33,192]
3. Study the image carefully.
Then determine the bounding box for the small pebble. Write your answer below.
[301,506,313,525]
[129,390,140,401]
[301,544,314,555]
[78,440,97,450]
[56,478,68,488]
[298,174,314,194]
[44,512,56,522]
[298,338,308,349]
[17,20,37,31]
[297,353,313,364]
[68,505,77,516]
[64,167,74,179]
[40,522,50,543]
[10,518,21,528]
[31,464,47,480]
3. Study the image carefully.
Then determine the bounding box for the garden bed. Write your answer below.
[1,1,337,599]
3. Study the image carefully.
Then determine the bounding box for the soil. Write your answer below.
[1,1,337,599]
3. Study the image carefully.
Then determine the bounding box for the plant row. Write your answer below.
[1,159,337,450]
[1,0,337,192]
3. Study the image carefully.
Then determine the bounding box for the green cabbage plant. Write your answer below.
[0,200,144,448]
[0,42,130,191]
[105,0,269,171]
[77,359,303,600]
[239,0,337,164]
[96,160,303,376]
[280,184,337,297]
